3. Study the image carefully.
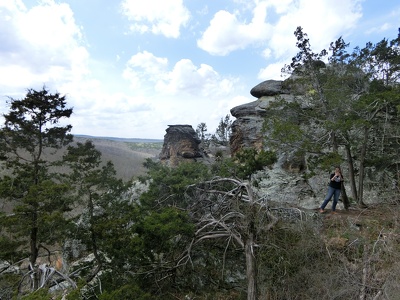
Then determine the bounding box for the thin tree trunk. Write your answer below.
[30,213,39,290]
[357,127,368,207]
[245,234,256,300]
[245,182,257,300]
[340,182,350,210]
[345,142,358,201]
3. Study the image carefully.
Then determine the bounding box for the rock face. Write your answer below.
[230,79,327,209]
[159,125,203,166]
[230,79,293,155]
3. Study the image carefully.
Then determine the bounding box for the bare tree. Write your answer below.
[183,177,278,300]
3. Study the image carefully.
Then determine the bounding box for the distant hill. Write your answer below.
[73,135,164,181]
[0,135,163,213]
[74,135,163,144]
[0,134,163,181]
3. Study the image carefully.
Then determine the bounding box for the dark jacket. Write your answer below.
[329,173,342,189]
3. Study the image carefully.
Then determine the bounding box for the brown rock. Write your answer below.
[159,125,202,166]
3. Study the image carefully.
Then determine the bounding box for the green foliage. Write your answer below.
[196,122,211,146]
[99,284,152,300]
[0,87,74,283]
[62,140,130,283]
[211,114,232,146]
[0,221,24,261]
[140,161,211,209]
[138,207,194,255]
[308,152,343,172]
[20,288,52,299]
[234,148,277,179]
[210,148,277,179]
[210,156,237,178]
[0,273,19,300]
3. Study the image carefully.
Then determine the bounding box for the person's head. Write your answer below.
[334,167,341,174]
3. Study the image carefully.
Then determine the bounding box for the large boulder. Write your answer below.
[250,79,290,98]
[159,125,203,166]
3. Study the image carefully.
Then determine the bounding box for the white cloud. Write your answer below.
[122,51,169,89]
[197,2,272,56]
[121,0,190,38]
[221,95,254,112]
[158,59,236,97]
[0,0,89,91]
[365,23,391,35]
[258,61,288,81]
[123,51,237,98]
[197,0,363,64]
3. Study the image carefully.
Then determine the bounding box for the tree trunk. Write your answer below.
[357,127,368,207]
[345,142,358,201]
[244,182,257,300]
[245,234,256,300]
[30,223,39,289]
[340,182,350,210]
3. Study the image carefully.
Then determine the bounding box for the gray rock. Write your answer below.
[250,80,289,98]
[230,100,266,118]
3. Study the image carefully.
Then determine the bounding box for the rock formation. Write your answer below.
[230,79,293,156]
[159,125,203,166]
[229,79,325,209]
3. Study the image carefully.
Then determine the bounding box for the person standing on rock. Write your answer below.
[319,167,343,214]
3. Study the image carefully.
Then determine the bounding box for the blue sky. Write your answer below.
[1,0,399,139]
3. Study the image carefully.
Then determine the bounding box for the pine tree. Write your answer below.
[0,87,73,291]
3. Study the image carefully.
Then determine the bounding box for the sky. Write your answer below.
[0,0,399,139]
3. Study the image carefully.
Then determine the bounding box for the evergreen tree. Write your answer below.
[196,122,209,144]
[212,114,233,146]
[0,87,73,291]
[62,140,128,284]
[348,32,400,203]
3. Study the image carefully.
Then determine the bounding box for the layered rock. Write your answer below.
[229,79,326,209]
[230,79,293,155]
[159,125,203,166]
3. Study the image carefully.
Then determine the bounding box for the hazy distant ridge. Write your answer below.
[74,134,163,143]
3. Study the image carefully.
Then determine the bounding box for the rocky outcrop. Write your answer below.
[229,79,325,209]
[159,125,203,166]
[230,79,294,155]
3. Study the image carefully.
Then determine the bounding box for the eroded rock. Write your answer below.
[159,125,202,166]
